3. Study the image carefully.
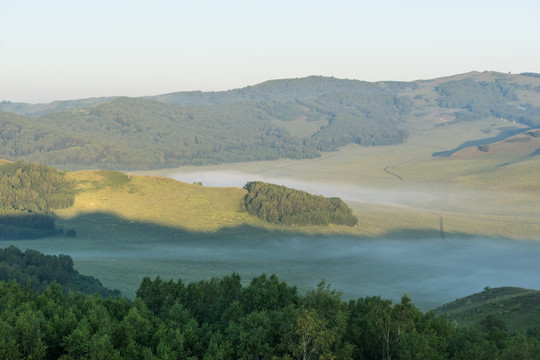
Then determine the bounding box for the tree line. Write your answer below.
[0,160,75,239]
[243,181,358,226]
[0,266,539,359]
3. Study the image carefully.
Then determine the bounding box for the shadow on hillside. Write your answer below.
[527,148,540,157]
[496,146,540,168]
[0,213,57,240]
[432,127,529,157]
[42,211,479,243]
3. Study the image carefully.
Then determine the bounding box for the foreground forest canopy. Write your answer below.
[1,72,539,170]
[1,259,539,359]
[0,160,75,239]
[243,181,358,226]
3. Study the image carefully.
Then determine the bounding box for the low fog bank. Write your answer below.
[166,169,483,213]
[6,235,540,311]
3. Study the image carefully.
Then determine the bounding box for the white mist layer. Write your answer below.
[7,236,540,310]
[166,169,473,211]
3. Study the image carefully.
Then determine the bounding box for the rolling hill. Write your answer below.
[2,71,539,171]
[434,286,540,333]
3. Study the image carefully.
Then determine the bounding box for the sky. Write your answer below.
[1,0,539,103]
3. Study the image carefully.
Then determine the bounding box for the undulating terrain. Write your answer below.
[1,72,540,356]
[1,71,539,170]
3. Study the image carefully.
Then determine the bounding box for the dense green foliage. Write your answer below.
[0,98,319,169]
[435,77,540,126]
[301,93,411,150]
[0,246,120,297]
[0,271,539,359]
[0,160,75,239]
[435,78,519,121]
[243,181,358,226]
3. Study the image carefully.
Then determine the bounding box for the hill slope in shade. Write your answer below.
[450,129,540,160]
[434,287,540,333]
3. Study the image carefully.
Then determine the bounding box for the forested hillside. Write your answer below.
[0,92,409,170]
[435,77,540,125]
[0,246,120,297]
[1,270,539,360]
[1,72,540,170]
[435,286,540,333]
[0,160,75,239]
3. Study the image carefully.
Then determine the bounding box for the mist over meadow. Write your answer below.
[165,169,489,212]
[126,168,539,309]
[4,164,537,310]
[7,234,540,310]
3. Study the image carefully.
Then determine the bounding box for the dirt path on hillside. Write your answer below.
[383,166,404,181]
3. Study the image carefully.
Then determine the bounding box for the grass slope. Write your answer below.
[434,287,540,333]
[55,169,366,236]
[57,170,257,232]
[146,118,540,240]
[56,168,476,241]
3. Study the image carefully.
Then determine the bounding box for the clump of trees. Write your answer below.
[477,144,490,152]
[0,160,75,239]
[243,181,358,226]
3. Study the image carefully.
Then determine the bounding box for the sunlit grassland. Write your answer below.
[55,170,371,239]
[57,170,260,232]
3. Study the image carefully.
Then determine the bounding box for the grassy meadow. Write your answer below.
[138,118,540,240]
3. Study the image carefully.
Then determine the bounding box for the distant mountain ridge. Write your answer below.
[2,71,539,115]
[1,71,539,170]
[1,75,389,114]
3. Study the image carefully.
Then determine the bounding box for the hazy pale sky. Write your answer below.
[1,0,539,103]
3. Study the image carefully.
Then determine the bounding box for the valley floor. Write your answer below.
[137,120,540,241]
